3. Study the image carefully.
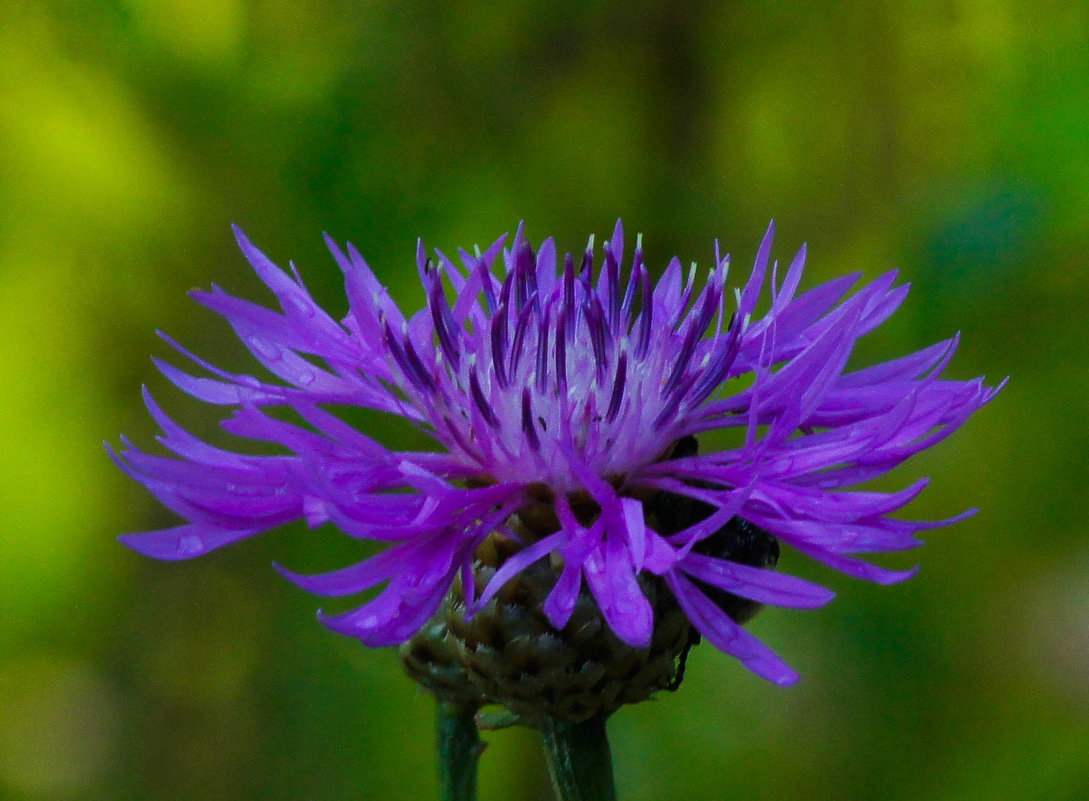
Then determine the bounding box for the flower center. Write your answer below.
[401,230,740,495]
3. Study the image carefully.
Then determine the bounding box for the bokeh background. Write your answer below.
[2,1,1086,799]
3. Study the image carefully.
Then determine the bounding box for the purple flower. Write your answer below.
[112,221,1002,685]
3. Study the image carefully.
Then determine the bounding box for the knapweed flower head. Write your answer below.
[113,221,1002,688]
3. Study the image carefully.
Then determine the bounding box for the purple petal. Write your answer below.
[542,559,584,631]
[119,524,262,561]
[583,534,654,648]
[679,553,835,608]
[476,532,565,610]
[668,573,799,686]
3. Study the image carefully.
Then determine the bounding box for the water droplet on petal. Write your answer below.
[247,335,282,362]
[177,534,203,557]
[289,296,315,319]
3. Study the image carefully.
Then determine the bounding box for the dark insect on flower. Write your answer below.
[650,434,782,690]
[112,220,1004,688]
[691,518,780,625]
[651,434,780,626]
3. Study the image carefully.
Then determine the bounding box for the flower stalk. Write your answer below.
[436,702,483,801]
[540,715,617,801]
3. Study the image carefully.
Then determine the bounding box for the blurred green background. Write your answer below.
[1,1,1086,799]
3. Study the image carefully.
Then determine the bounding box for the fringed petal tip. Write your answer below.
[231,223,253,253]
[271,560,305,585]
[768,665,801,687]
[117,532,190,560]
[985,376,1010,403]
[875,563,921,585]
[314,608,358,637]
[314,607,410,648]
[118,524,260,561]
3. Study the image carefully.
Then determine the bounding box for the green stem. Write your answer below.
[436,702,483,801]
[540,715,617,801]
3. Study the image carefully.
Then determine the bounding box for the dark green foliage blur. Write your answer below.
[1,1,1086,799]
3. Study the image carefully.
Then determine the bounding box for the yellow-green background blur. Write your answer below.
[2,1,1086,799]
